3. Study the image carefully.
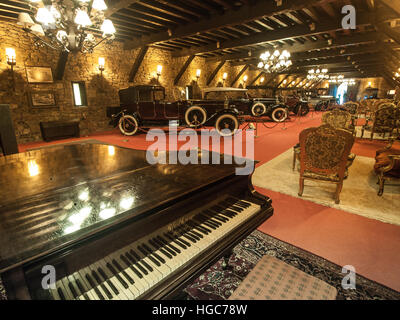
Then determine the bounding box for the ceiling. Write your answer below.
[2,0,400,85]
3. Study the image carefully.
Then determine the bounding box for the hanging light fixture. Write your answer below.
[17,0,116,53]
[258,49,292,73]
[307,68,329,80]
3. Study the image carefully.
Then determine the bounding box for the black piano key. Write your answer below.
[149,239,173,259]
[68,282,79,299]
[169,232,191,247]
[199,216,220,228]
[143,243,166,263]
[199,214,221,226]
[205,212,228,223]
[188,221,210,234]
[179,225,202,240]
[157,236,181,254]
[130,250,153,272]
[112,259,135,285]
[178,230,197,243]
[237,200,251,208]
[197,219,217,230]
[75,278,90,300]
[126,251,149,275]
[138,245,161,266]
[92,270,113,299]
[106,262,129,289]
[85,274,105,300]
[57,287,66,300]
[120,254,143,279]
[164,233,187,249]
[153,238,176,256]
[98,267,119,296]
[184,226,204,238]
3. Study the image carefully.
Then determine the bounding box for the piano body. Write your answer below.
[0,143,273,300]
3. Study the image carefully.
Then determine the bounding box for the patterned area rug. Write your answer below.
[252,148,400,226]
[184,231,400,300]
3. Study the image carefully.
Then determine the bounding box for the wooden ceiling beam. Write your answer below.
[129,46,149,82]
[207,61,226,85]
[206,32,383,61]
[124,0,325,49]
[105,0,141,18]
[230,65,249,87]
[172,11,384,57]
[174,55,195,85]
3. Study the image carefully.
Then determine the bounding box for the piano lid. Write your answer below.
[0,143,246,272]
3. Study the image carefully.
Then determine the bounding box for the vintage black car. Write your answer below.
[198,87,288,122]
[111,85,241,136]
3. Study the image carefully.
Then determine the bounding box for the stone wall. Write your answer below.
[0,20,262,144]
[0,19,394,144]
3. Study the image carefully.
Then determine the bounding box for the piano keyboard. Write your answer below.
[45,197,261,300]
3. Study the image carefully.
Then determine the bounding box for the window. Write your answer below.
[72,82,87,106]
[138,90,152,102]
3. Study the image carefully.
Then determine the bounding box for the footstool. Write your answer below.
[228,255,337,300]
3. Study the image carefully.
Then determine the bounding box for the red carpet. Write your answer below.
[18,112,400,292]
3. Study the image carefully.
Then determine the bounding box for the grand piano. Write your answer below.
[0,143,273,300]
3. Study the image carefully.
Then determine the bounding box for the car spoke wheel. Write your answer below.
[271,107,288,122]
[215,113,239,136]
[118,115,139,136]
[251,102,267,117]
[185,106,207,128]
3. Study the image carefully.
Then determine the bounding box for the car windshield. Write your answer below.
[154,89,165,101]
[138,88,165,102]
[204,91,248,100]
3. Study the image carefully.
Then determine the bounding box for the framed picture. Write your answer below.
[26,66,53,83]
[28,91,57,108]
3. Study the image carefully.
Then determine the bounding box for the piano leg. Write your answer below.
[221,250,233,270]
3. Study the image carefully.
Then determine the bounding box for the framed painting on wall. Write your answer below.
[28,91,57,108]
[26,66,54,83]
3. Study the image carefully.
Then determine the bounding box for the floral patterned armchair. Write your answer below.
[293,109,356,170]
[321,109,354,134]
[374,140,400,196]
[298,125,355,204]
[361,103,398,140]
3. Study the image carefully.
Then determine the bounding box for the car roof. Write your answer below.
[202,87,248,93]
[129,85,165,91]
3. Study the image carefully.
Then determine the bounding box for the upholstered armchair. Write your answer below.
[361,103,398,140]
[374,140,400,196]
[342,101,359,127]
[298,125,355,204]
[321,109,354,133]
[293,109,356,170]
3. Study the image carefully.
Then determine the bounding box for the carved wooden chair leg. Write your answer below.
[298,177,304,196]
[292,150,297,170]
[334,182,343,204]
[378,174,385,196]
[221,250,233,270]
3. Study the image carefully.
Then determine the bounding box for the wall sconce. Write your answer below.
[157,65,162,82]
[243,75,248,88]
[98,57,105,74]
[260,77,265,85]
[368,81,372,87]
[196,69,201,82]
[6,48,16,91]
[222,72,227,86]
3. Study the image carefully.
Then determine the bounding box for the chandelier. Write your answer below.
[257,49,292,73]
[328,75,356,85]
[307,68,329,80]
[17,0,116,53]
